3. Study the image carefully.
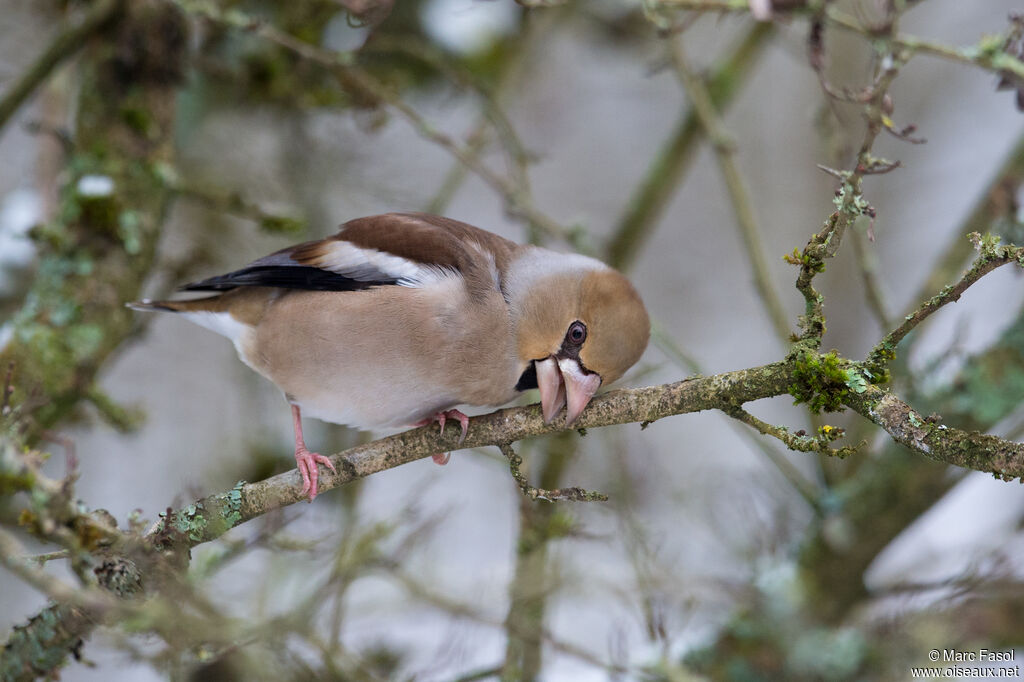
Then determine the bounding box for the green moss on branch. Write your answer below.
[0,2,186,440]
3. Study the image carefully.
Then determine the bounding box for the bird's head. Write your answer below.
[513,260,649,426]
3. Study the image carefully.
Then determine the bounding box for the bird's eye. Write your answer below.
[566,321,587,345]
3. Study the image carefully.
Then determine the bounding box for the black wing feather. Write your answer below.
[179,246,401,292]
[180,265,398,292]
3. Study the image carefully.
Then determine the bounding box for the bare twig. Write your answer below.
[724,405,861,458]
[25,550,70,565]
[606,23,773,270]
[904,133,1024,321]
[0,0,122,134]
[363,34,533,185]
[169,0,577,249]
[1,362,14,416]
[868,235,1024,369]
[498,443,608,502]
[668,35,792,345]
[422,8,564,217]
[0,528,116,615]
[172,183,306,235]
[653,0,1024,84]
[851,227,893,331]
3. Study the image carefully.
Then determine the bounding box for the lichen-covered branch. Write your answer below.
[826,8,1024,81]
[0,1,186,439]
[0,528,117,616]
[723,405,859,458]
[847,385,1024,481]
[0,0,122,134]
[498,443,607,502]
[155,345,1024,551]
[868,235,1024,370]
[905,132,1024,321]
[787,17,909,347]
[8,255,1024,673]
[161,362,794,546]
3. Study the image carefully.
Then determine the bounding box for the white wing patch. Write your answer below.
[310,241,456,288]
[180,311,251,350]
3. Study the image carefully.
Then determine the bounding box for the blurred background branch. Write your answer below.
[2,0,1024,680]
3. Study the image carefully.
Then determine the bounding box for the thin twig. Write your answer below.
[364,34,533,185]
[173,182,306,235]
[868,235,1024,368]
[652,331,824,508]
[0,528,116,615]
[650,322,702,375]
[826,8,1024,81]
[850,226,893,331]
[422,8,564,216]
[668,35,792,346]
[724,405,861,458]
[606,23,772,270]
[0,0,122,134]
[654,0,1024,83]
[168,0,577,249]
[1,361,14,416]
[498,443,608,502]
[904,133,1024,322]
[26,550,71,565]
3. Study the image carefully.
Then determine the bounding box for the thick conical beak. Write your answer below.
[535,357,566,423]
[557,357,601,426]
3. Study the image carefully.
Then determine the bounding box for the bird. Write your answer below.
[129,212,650,500]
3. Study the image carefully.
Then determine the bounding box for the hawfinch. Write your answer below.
[130,213,649,499]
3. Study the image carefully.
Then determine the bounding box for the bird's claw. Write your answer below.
[441,409,470,446]
[415,409,470,465]
[295,446,336,501]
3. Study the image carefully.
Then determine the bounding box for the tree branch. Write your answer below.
[0,1,186,439]
[653,0,1024,82]
[169,0,578,250]
[847,386,1024,480]
[8,254,1024,671]
[868,235,1024,369]
[905,133,1024,321]
[0,0,122,135]
[498,442,608,502]
[667,33,792,345]
[158,362,794,546]
[156,349,1024,550]
[606,23,772,270]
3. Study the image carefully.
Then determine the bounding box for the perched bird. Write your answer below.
[130,213,649,500]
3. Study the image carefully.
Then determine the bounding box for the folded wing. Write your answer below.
[182,212,518,296]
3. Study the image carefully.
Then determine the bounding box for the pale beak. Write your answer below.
[534,356,601,425]
[535,356,566,423]
[557,357,601,426]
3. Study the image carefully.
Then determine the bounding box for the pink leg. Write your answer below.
[291,404,336,501]
[412,409,470,466]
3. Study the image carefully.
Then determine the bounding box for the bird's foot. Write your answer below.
[295,445,336,501]
[413,409,470,466]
